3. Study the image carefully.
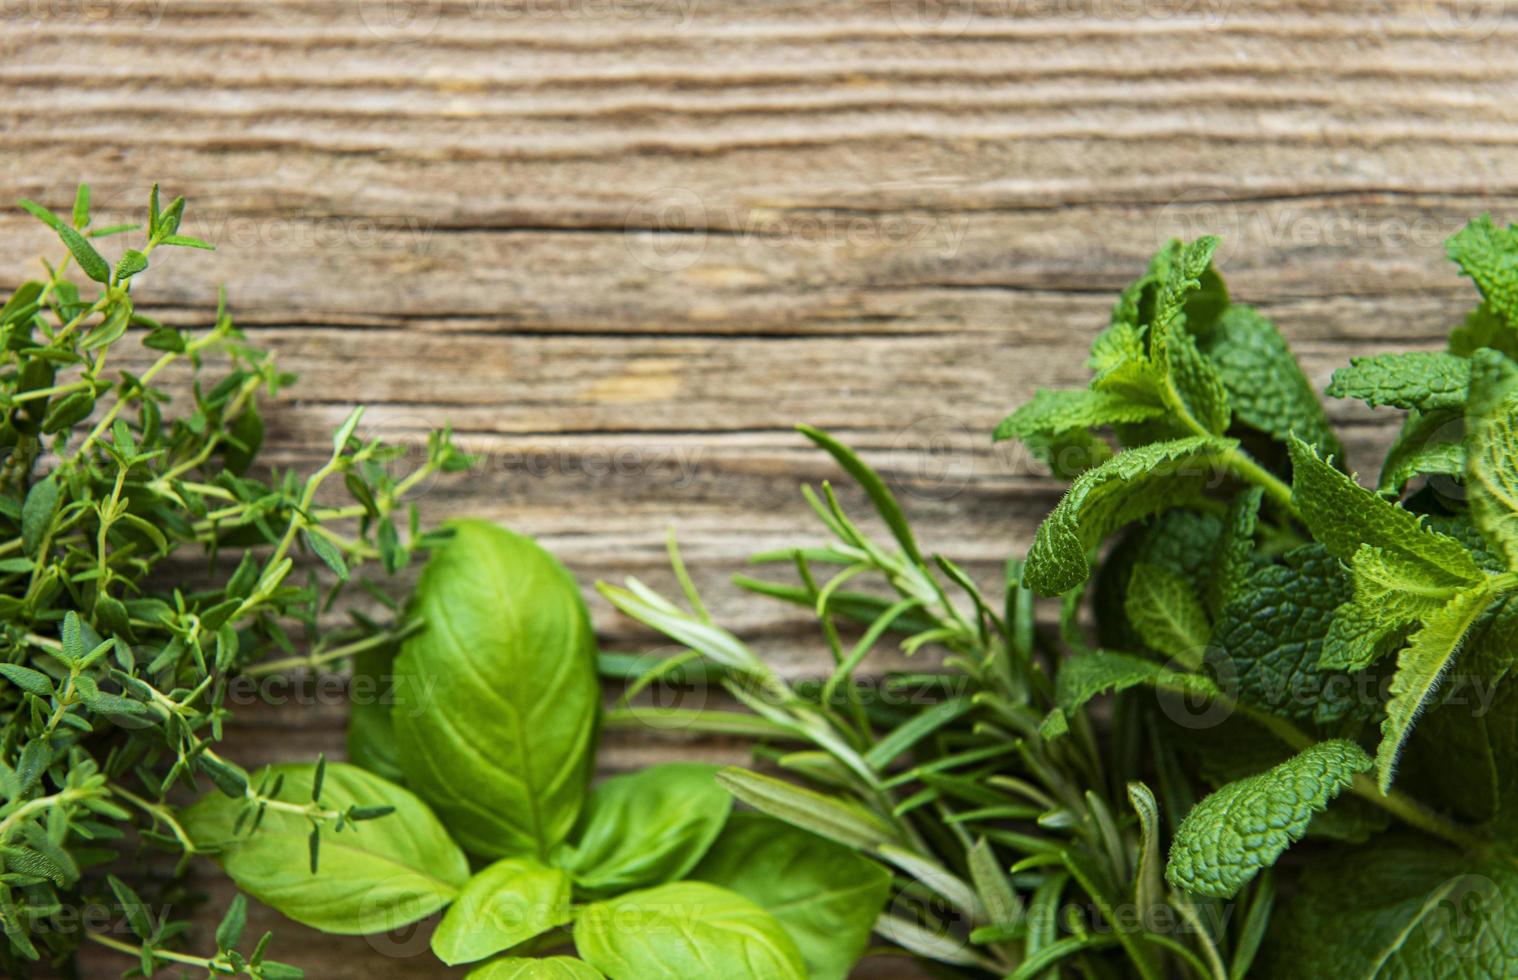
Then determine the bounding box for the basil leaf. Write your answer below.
[346,637,405,784]
[575,882,806,980]
[431,858,573,966]
[466,958,605,979]
[692,813,892,980]
[557,763,730,897]
[180,762,467,935]
[392,520,600,859]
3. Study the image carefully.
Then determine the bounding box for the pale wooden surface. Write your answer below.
[4,1,1518,975]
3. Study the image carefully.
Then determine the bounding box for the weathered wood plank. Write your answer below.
[8,0,1516,975]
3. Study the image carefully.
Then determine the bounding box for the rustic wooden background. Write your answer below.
[4,0,1518,975]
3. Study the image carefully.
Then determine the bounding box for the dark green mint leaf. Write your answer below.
[1166,740,1370,898]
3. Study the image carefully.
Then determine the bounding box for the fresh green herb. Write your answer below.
[188,516,893,979]
[0,185,465,975]
[602,219,1518,978]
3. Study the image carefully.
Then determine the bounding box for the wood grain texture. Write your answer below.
[4,0,1516,975]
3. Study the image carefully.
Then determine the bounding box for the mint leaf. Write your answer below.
[994,388,1164,443]
[1326,351,1471,412]
[1150,237,1223,338]
[1166,740,1371,899]
[1023,427,1112,479]
[1376,582,1494,792]
[1288,436,1482,581]
[1447,214,1518,324]
[1261,838,1518,980]
[1124,562,1210,664]
[1450,302,1518,359]
[1198,305,1342,457]
[1208,486,1263,618]
[1212,546,1360,724]
[1320,545,1468,672]
[1378,413,1466,493]
[1154,318,1231,434]
[1024,436,1236,595]
[1054,649,1211,715]
[1465,349,1518,566]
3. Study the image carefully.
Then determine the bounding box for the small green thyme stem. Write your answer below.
[85,933,237,973]
[244,621,420,678]
[109,784,197,856]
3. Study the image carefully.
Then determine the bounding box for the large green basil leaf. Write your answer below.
[692,812,892,980]
[466,958,605,979]
[431,858,573,965]
[557,763,730,897]
[575,882,805,980]
[346,637,404,783]
[180,762,467,935]
[392,520,600,859]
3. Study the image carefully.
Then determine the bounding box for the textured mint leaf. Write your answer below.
[1380,439,1465,494]
[1054,649,1210,715]
[1320,545,1467,672]
[1208,487,1263,618]
[1154,318,1231,434]
[1288,436,1483,581]
[1199,305,1342,456]
[1024,436,1236,595]
[1124,562,1210,664]
[1212,546,1361,724]
[1450,302,1518,359]
[994,388,1165,444]
[1447,214,1518,324]
[1376,583,1494,792]
[1326,351,1471,412]
[1261,837,1518,980]
[1023,427,1113,479]
[1089,319,1149,385]
[1399,679,1502,824]
[1465,349,1518,567]
[1424,511,1508,572]
[1093,509,1222,652]
[1165,740,1371,899]
[1378,407,1465,494]
[1109,237,1229,339]
[1150,236,1222,338]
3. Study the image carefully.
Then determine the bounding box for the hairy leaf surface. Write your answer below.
[1025,436,1237,595]
[1201,305,1341,455]
[1166,740,1371,899]
[994,388,1164,443]
[1466,349,1518,565]
[1448,214,1518,324]
[1288,437,1482,580]
[1326,352,1472,412]
[1376,583,1494,791]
